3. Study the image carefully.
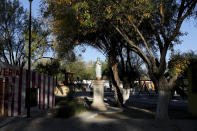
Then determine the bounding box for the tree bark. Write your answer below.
[111,63,124,107]
[156,90,170,120]
[155,76,170,120]
[122,83,130,104]
[113,86,120,106]
[109,56,124,107]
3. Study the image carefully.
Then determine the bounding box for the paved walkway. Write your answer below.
[0,94,197,131]
[0,104,197,131]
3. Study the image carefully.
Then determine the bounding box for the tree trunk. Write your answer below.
[111,61,124,107]
[122,79,131,104]
[156,90,170,120]
[113,86,120,106]
[155,76,170,120]
[122,87,130,104]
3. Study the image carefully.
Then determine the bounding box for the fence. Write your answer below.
[0,62,55,116]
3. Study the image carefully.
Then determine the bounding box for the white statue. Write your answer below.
[95,57,102,80]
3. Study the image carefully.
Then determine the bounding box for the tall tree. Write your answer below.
[43,0,154,106]
[110,0,197,120]
[42,0,123,106]
[35,58,60,76]
[0,0,50,68]
[43,0,197,119]
[69,0,197,119]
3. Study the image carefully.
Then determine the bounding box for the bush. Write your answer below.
[55,97,87,118]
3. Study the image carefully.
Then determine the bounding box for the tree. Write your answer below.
[42,0,123,106]
[0,0,51,68]
[35,58,60,76]
[60,60,96,81]
[43,0,153,107]
[43,0,197,119]
[43,0,152,106]
[168,51,197,81]
[168,51,197,98]
[111,0,197,120]
[74,0,197,119]
[114,44,144,104]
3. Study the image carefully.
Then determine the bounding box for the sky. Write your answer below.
[20,0,197,62]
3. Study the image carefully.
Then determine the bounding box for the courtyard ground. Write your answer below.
[0,92,197,131]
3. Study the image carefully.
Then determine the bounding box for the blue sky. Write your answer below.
[20,0,197,62]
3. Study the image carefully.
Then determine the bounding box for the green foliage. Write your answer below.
[43,0,197,119]
[102,60,110,80]
[61,60,96,80]
[56,60,109,81]
[44,0,154,40]
[35,59,60,76]
[43,0,156,90]
[44,0,197,82]
[0,0,27,66]
[55,97,87,118]
[24,19,51,62]
[0,0,51,68]
[168,51,197,77]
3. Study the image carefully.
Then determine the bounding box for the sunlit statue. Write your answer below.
[95,57,102,80]
[92,57,106,110]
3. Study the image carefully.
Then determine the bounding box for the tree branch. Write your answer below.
[177,0,186,19]
[114,26,152,69]
[126,44,133,71]
[126,16,154,60]
[168,74,178,89]
[159,2,167,42]
[158,43,168,74]
[169,1,197,42]
[117,43,125,72]
[1,50,9,64]
[149,21,163,54]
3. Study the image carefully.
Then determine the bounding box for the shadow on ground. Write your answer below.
[1,109,197,131]
[1,93,197,131]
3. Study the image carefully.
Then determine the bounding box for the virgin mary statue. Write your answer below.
[95,57,102,80]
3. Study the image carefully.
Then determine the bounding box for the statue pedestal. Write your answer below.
[91,80,107,111]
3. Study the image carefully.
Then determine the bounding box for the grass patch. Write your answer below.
[55,97,87,118]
